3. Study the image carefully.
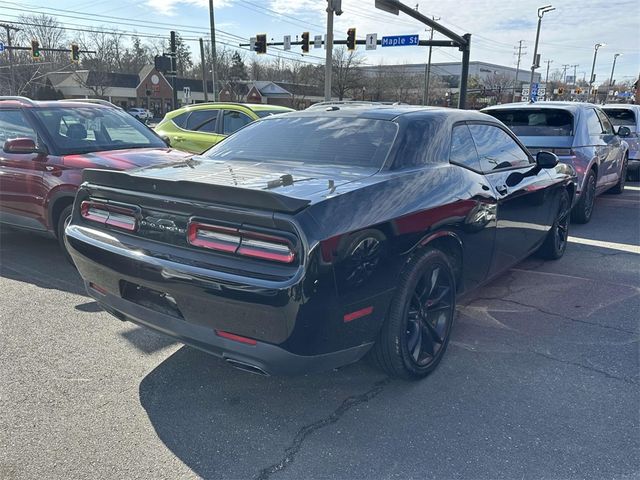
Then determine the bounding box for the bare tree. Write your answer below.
[330,47,364,100]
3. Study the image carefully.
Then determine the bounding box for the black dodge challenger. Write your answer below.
[66,105,576,379]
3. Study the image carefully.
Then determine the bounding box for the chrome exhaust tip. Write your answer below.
[225,358,270,376]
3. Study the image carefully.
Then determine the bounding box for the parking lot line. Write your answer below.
[567,236,640,255]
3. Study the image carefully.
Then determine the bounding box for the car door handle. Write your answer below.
[173,136,184,142]
[495,184,508,195]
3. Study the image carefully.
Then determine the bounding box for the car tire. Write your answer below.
[369,248,456,380]
[56,205,74,264]
[609,156,627,194]
[571,169,596,224]
[536,189,571,260]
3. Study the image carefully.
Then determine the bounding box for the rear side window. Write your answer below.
[487,108,574,136]
[603,109,636,126]
[392,120,440,168]
[585,109,604,136]
[0,110,37,143]
[186,110,218,133]
[222,110,252,135]
[468,124,532,172]
[449,124,481,171]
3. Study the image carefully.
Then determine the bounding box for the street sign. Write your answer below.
[0,42,4,53]
[283,35,291,51]
[183,87,191,98]
[366,33,377,50]
[381,34,419,47]
[521,87,530,102]
[249,37,256,52]
[314,35,322,49]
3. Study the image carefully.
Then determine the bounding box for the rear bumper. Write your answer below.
[93,287,372,375]
[65,224,376,375]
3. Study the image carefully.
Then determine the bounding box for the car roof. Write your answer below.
[483,101,599,114]
[0,98,112,110]
[261,104,494,123]
[602,104,637,110]
[175,102,293,113]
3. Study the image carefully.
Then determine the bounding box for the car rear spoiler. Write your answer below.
[82,169,312,214]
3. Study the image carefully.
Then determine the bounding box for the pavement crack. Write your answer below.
[466,296,636,335]
[254,377,392,480]
[530,350,639,386]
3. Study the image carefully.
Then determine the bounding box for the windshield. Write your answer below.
[33,106,165,155]
[202,116,398,168]
[487,108,574,136]
[255,110,292,118]
[603,109,636,126]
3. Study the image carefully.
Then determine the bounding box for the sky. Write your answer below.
[2,0,639,85]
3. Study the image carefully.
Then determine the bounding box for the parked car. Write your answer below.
[602,104,640,180]
[128,107,153,121]
[154,102,294,154]
[0,96,189,258]
[483,102,630,223]
[66,105,576,379]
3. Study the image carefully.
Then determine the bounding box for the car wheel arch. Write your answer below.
[412,231,464,292]
[48,191,76,236]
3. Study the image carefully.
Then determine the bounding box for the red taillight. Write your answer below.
[215,330,257,345]
[187,221,296,264]
[80,201,137,231]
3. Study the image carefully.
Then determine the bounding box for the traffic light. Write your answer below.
[71,44,80,63]
[301,32,310,53]
[255,34,267,54]
[31,39,41,59]
[346,28,356,51]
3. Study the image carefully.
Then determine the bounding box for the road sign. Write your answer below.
[249,37,256,52]
[381,35,419,47]
[314,35,322,49]
[521,87,530,102]
[283,35,291,51]
[366,33,377,50]
[183,87,191,98]
[0,42,4,53]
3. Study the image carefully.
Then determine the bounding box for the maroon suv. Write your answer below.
[0,97,189,257]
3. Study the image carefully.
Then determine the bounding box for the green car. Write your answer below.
[154,103,294,154]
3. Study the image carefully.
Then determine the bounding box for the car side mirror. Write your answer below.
[3,138,43,154]
[617,126,631,137]
[536,150,559,169]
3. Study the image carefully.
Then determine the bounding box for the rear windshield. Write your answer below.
[255,110,291,118]
[202,116,398,168]
[487,108,574,136]
[603,109,636,126]
[33,107,165,155]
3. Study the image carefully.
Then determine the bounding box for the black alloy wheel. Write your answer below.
[405,264,455,367]
[537,189,571,260]
[369,248,456,380]
[572,170,596,224]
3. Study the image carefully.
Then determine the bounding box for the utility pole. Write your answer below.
[544,60,553,83]
[571,64,579,85]
[199,38,208,102]
[512,40,526,102]
[208,0,217,101]
[423,15,440,105]
[529,5,555,90]
[561,64,570,83]
[170,31,178,110]
[324,0,343,102]
[1,24,19,95]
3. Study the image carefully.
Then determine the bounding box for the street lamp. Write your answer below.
[606,53,622,103]
[529,4,555,94]
[589,42,605,103]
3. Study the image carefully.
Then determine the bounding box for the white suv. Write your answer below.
[128,108,152,121]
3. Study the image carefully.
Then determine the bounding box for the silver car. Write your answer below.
[483,102,630,223]
[603,104,640,180]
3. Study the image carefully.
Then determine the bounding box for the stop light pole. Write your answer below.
[324,0,343,102]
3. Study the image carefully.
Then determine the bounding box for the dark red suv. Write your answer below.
[0,97,189,257]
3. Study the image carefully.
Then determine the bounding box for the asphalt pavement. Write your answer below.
[1,184,639,480]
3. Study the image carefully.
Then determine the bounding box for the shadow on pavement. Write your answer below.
[0,226,87,297]
[138,346,392,480]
